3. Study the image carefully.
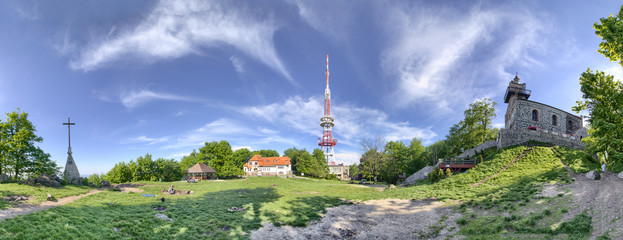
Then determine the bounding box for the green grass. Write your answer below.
[384,146,569,206]
[0,183,94,209]
[0,146,598,239]
[0,177,385,239]
[552,146,600,173]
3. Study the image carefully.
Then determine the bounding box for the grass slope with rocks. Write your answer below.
[0,184,94,209]
[0,146,606,239]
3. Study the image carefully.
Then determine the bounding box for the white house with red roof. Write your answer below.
[243,155,292,177]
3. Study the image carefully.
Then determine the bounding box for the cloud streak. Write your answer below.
[239,96,437,147]
[381,3,548,111]
[164,118,299,150]
[70,0,292,82]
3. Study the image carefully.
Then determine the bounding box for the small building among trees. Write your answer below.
[185,163,216,180]
[243,155,292,177]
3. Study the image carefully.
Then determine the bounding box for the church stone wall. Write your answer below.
[497,128,585,150]
[508,99,582,134]
[458,141,497,158]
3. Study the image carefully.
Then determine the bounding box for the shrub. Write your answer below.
[87,174,102,187]
[444,168,453,178]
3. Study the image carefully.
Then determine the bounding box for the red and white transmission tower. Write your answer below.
[318,54,337,165]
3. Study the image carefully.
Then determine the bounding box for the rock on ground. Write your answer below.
[101,181,111,187]
[250,199,462,240]
[155,213,173,222]
[585,170,598,180]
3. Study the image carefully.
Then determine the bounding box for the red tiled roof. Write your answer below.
[243,155,291,167]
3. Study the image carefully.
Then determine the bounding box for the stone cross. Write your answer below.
[63,117,75,149]
[62,117,80,182]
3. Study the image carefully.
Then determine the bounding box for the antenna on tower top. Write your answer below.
[326,54,330,87]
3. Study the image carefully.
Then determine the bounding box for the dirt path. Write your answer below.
[0,189,102,221]
[250,199,463,240]
[563,172,623,239]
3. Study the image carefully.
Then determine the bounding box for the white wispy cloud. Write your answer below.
[334,151,361,165]
[381,3,548,110]
[126,135,168,145]
[239,96,437,147]
[119,90,199,109]
[164,118,299,150]
[70,0,292,82]
[230,55,245,74]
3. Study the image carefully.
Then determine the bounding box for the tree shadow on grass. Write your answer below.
[0,187,281,239]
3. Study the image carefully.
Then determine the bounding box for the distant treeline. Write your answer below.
[98,140,335,184]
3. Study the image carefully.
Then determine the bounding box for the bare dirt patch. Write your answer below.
[0,189,102,221]
[545,172,623,239]
[251,199,462,240]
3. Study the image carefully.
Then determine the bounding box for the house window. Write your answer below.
[552,115,558,126]
[532,109,538,121]
[568,120,573,132]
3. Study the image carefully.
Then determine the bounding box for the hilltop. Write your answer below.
[0,146,619,239]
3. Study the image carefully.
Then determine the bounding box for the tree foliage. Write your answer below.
[595,5,623,67]
[285,147,328,178]
[360,136,386,183]
[572,5,623,165]
[445,98,498,156]
[0,109,59,180]
[573,69,623,162]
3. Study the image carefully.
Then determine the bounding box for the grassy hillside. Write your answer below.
[0,146,599,239]
[0,184,94,209]
[385,146,570,203]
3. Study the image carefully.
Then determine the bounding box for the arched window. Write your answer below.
[532,109,538,121]
[568,120,573,132]
[552,115,558,126]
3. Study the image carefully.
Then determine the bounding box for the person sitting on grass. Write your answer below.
[168,185,176,194]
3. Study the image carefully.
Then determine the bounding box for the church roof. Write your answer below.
[243,155,291,167]
[186,163,216,173]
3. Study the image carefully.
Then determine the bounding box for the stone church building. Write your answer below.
[459,75,587,158]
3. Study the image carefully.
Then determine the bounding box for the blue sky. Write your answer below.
[1,0,622,175]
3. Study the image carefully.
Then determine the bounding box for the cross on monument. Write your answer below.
[62,117,80,181]
[63,117,75,150]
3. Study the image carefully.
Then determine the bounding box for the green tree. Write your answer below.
[218,155,244,177]
[154,158,182,181]
[26,147,60,177]
[284,147,302,172]
[179,149,201,171]
[233,148,253,168]
[1,109,48,180]
[445,98,498,156]
[311,148,329,178]
[407,138,428,174]
[349,163,360,180]
[106,162,132,183]
[135,153,155,181]
[381,141,409,184]
[253,149,279,157]
[572,5,623,164]
[595,5,623,67]
[87,174,102,187]
[360,136,386,183]
[288,148,328,178]
[198,140,233,176]
[573,69,623,163]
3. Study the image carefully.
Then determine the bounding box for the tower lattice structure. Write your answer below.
[318,54,337,165]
